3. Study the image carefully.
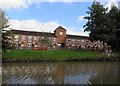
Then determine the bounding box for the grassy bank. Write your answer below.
[2,49,119,62]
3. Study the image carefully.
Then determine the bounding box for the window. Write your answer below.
[94,41,97,44]
[98,40,100,45]
[90,41,92,45]
[53,38,56,42]
[81,39,84,45]
[81,39,84,43]
[28,36,32,42]
[72,39,76,46]
[22,35,26,41]
[86,40,88,45]
[41,37,44,40]
[14,35,19,41]
[77,40,80,42]
[34,36,39,41]
[14,42,18,46]
[28,43,32,47]
[34,36,37,40]
[68,39,70,42]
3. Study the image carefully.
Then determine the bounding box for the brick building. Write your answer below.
[11,26,105,50]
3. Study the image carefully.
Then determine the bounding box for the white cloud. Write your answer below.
[66,27,89,36]
[77,15,86,22]
[1,0,119,10]
[0,0,33,10]
[9,19,89,36]
[104,0,119,11]
[0,0,42,10]
[9,19,60,32]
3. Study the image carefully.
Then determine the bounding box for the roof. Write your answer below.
[66,34,90,39]
[11,29,90,39]
[11,30,56,37]
[54,26,67,32]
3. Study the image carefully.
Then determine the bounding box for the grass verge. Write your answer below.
[2,49,119,62]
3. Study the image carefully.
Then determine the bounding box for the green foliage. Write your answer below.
[83,2,120,51]
[2,30,12,52]
[0,9,12,53]
[83,2,109,41]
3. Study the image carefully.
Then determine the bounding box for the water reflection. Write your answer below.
[2,62,118,84]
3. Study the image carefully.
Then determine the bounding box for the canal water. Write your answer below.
[2,62,119,84]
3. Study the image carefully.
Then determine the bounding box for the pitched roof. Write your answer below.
[54,26,67,32]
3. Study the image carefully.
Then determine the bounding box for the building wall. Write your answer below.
[11,28,106,50]
[12,34,58,49]
[12,33,105,50]
[55,29,66,44]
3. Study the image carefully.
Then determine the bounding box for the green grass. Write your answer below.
[3,49,104,61]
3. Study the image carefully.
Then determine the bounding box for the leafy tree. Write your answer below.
[0,9,12,53]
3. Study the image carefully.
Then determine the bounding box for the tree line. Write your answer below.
[83,2,120,51]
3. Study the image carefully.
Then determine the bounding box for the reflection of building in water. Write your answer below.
[51,63,66,84]
[11,26,106,50]
[3,62,118,84]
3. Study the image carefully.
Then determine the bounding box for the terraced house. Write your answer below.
[11,26,106,50]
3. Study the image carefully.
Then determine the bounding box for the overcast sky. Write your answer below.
[0,0,119,36]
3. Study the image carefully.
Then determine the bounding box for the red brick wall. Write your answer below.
[55,29,66,44]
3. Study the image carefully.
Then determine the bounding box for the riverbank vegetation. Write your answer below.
[2,49,119,62]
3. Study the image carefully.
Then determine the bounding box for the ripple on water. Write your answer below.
[64,71,97,84]
[3,75,38,84]
[2,62,118,84]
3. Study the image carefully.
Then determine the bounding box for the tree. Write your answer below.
[115,8,120,51]
[83,2,120,51]
[83,2,110,42]
[0,9,12,53]
[107,5,119,51]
